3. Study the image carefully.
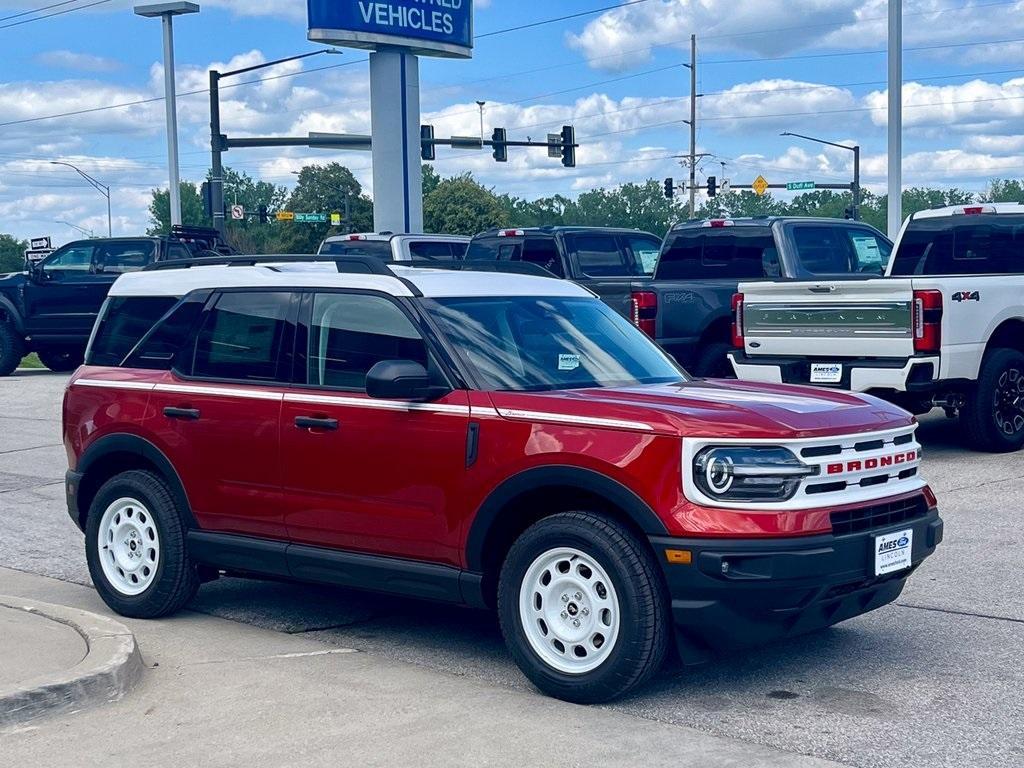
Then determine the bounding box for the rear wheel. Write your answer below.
[693,341,735,378]
[0,321,25,377]
[37,348,84,372]
[497,512,669,703]
[961,348,1024,452]
[85,470,199,618]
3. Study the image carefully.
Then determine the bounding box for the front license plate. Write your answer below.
[810,363,843,384]
[874,529,913,576]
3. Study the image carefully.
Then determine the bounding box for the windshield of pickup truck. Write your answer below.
[425,296,684,392]
[891,214,1024,275]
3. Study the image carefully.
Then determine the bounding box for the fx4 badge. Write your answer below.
[952,290,980,303]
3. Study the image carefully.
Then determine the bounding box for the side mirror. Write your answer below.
[365,360,447,401]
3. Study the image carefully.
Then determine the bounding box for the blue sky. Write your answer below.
[2,0,1024,242]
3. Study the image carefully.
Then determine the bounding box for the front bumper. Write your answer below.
[729,351,939,393]
[65,469,85,531]
[650,506,943,664]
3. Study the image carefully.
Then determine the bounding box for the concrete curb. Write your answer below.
[0,596,144,726]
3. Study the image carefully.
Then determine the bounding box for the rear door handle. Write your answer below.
[164,406,201,421]
[295,416,339,431]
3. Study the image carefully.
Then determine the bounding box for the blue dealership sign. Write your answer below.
[308,0,473,59]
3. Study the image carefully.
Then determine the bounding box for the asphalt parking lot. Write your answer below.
[2,370,1021,768]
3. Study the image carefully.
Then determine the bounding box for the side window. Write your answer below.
[847,231,891,274]
[626,236,661,275]
[191,292,293,382]
[43,244,94,275]
[307,293,427,390]
[124,296,206,370]
[87,296,179,367]
[94,241,156,274]
[521,238,564,277]
[792,226,855,274]
[569,235,630,277]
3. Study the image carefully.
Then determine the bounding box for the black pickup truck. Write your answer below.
[0,226,232,375]
[467,219,892,376]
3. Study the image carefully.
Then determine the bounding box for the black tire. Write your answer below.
[693,341,735,378]
[85,470,199,618]
[0,320,25,377]
[497,512,670,704]
[961,348,1024,453]
[37,348,85,373]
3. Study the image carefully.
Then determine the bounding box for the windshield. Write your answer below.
[891,214,1024,275]
[320,239,393,258]
[424,296,684,392]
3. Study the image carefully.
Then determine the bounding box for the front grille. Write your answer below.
[830,495,928,536]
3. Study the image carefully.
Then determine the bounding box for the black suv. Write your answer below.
[0,226,232,375]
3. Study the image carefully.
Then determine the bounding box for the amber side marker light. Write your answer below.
[665,549,692,565]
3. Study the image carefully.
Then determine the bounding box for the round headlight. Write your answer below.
[692,446,815,503]
[704,454,734,494]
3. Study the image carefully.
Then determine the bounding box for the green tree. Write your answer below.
[147,182,209,234]
[216,168,289,253]
[981,178,1024,203]
[571,180,683,236]
[698,190,787,219]
[277,163,373,253]
[424,173,504,235]
[422,164,442,197]
[0,233,28,273]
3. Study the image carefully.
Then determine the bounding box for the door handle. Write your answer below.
[295,416,339,431]
[163,406,201,421]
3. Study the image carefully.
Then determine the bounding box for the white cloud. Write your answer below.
[864,78,1024,133]
[36,50,121,73]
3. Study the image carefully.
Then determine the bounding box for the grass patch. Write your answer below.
[19,353,43,369]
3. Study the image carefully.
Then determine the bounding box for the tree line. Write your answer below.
[3,171,1023,271]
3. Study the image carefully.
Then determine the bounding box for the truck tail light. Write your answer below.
[913,289,942,353]
[630,291,658,338]
[731,293,744,348]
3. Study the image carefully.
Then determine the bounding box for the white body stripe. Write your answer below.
[495,407,654,433]
[73,379,156,392]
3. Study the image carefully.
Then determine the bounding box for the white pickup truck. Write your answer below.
[730,203,1024,451]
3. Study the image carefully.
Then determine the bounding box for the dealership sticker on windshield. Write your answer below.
[875,528,913,576]
[558,354,581,371]
[810,363,843,384]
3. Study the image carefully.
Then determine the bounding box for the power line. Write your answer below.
[0,0,83,23]
[0,0,112,29]
[476,0,653,39]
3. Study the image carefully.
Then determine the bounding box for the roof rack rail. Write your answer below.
[143,254,395,276]
[404,260,554,278]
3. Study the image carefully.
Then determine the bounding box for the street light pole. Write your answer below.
[887,0,903,238]
[50,161,112,236]
[476,101,486,143]
[135,2,200,229]
[780,131,861,220]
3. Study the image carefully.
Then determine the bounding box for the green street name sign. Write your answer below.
[786,181,816,191]
[294,213,328,223]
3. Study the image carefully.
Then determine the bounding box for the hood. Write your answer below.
[489,379,912,440]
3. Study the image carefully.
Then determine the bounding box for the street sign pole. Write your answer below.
[370,50,422,233]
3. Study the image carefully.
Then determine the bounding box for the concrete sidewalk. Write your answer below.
[0,566,845,767]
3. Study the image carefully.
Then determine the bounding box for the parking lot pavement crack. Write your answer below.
[0,444,63,456]
[894,602,1024,624]
[942,472,1024,493]
[0,480,64,495]
[183,648,359,666]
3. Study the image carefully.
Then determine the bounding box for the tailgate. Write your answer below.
[739,279,916,357]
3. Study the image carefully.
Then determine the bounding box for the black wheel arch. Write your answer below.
[75,434,196,531]
[0,294,25,333]
[464,466,669,604]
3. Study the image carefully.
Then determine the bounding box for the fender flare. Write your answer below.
[77,433,197,529]
[464,465,669,572]
[0,294,24,333]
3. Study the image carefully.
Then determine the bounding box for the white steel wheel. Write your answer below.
[97,497,160,596]
[518,547,621,675]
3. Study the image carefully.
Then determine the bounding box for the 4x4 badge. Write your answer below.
[952,291,980,302]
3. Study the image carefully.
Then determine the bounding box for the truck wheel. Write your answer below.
[37,349,84,373]
[694,341,735,378]
[85,470,199,618]
[0,321,25,377]
[962,348,1024,453]
[497,512,669,703]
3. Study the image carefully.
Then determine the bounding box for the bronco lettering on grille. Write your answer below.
[826,450,917,475]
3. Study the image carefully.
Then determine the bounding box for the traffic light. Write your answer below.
[491,127,508,162]
[420,125,436,161]
[707,176,717,198]
[560,125,576,168]
[200,181,213,218]
[258,205,269,224]
[664,178,674,199]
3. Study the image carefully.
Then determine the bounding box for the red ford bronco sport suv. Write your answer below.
[63,255,943,703]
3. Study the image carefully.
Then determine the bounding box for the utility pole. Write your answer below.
[887,0,902,238]
[209,69,225,236]
[688,34,697,219]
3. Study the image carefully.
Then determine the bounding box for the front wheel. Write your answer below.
[961,348,1024,452]
[497,512,670,703]
[0,321,25,377]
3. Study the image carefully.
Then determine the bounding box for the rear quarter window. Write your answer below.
[86,296,179,367]
[320,240,393,259]
[655,229,774,280]
[891,214,1024,275]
